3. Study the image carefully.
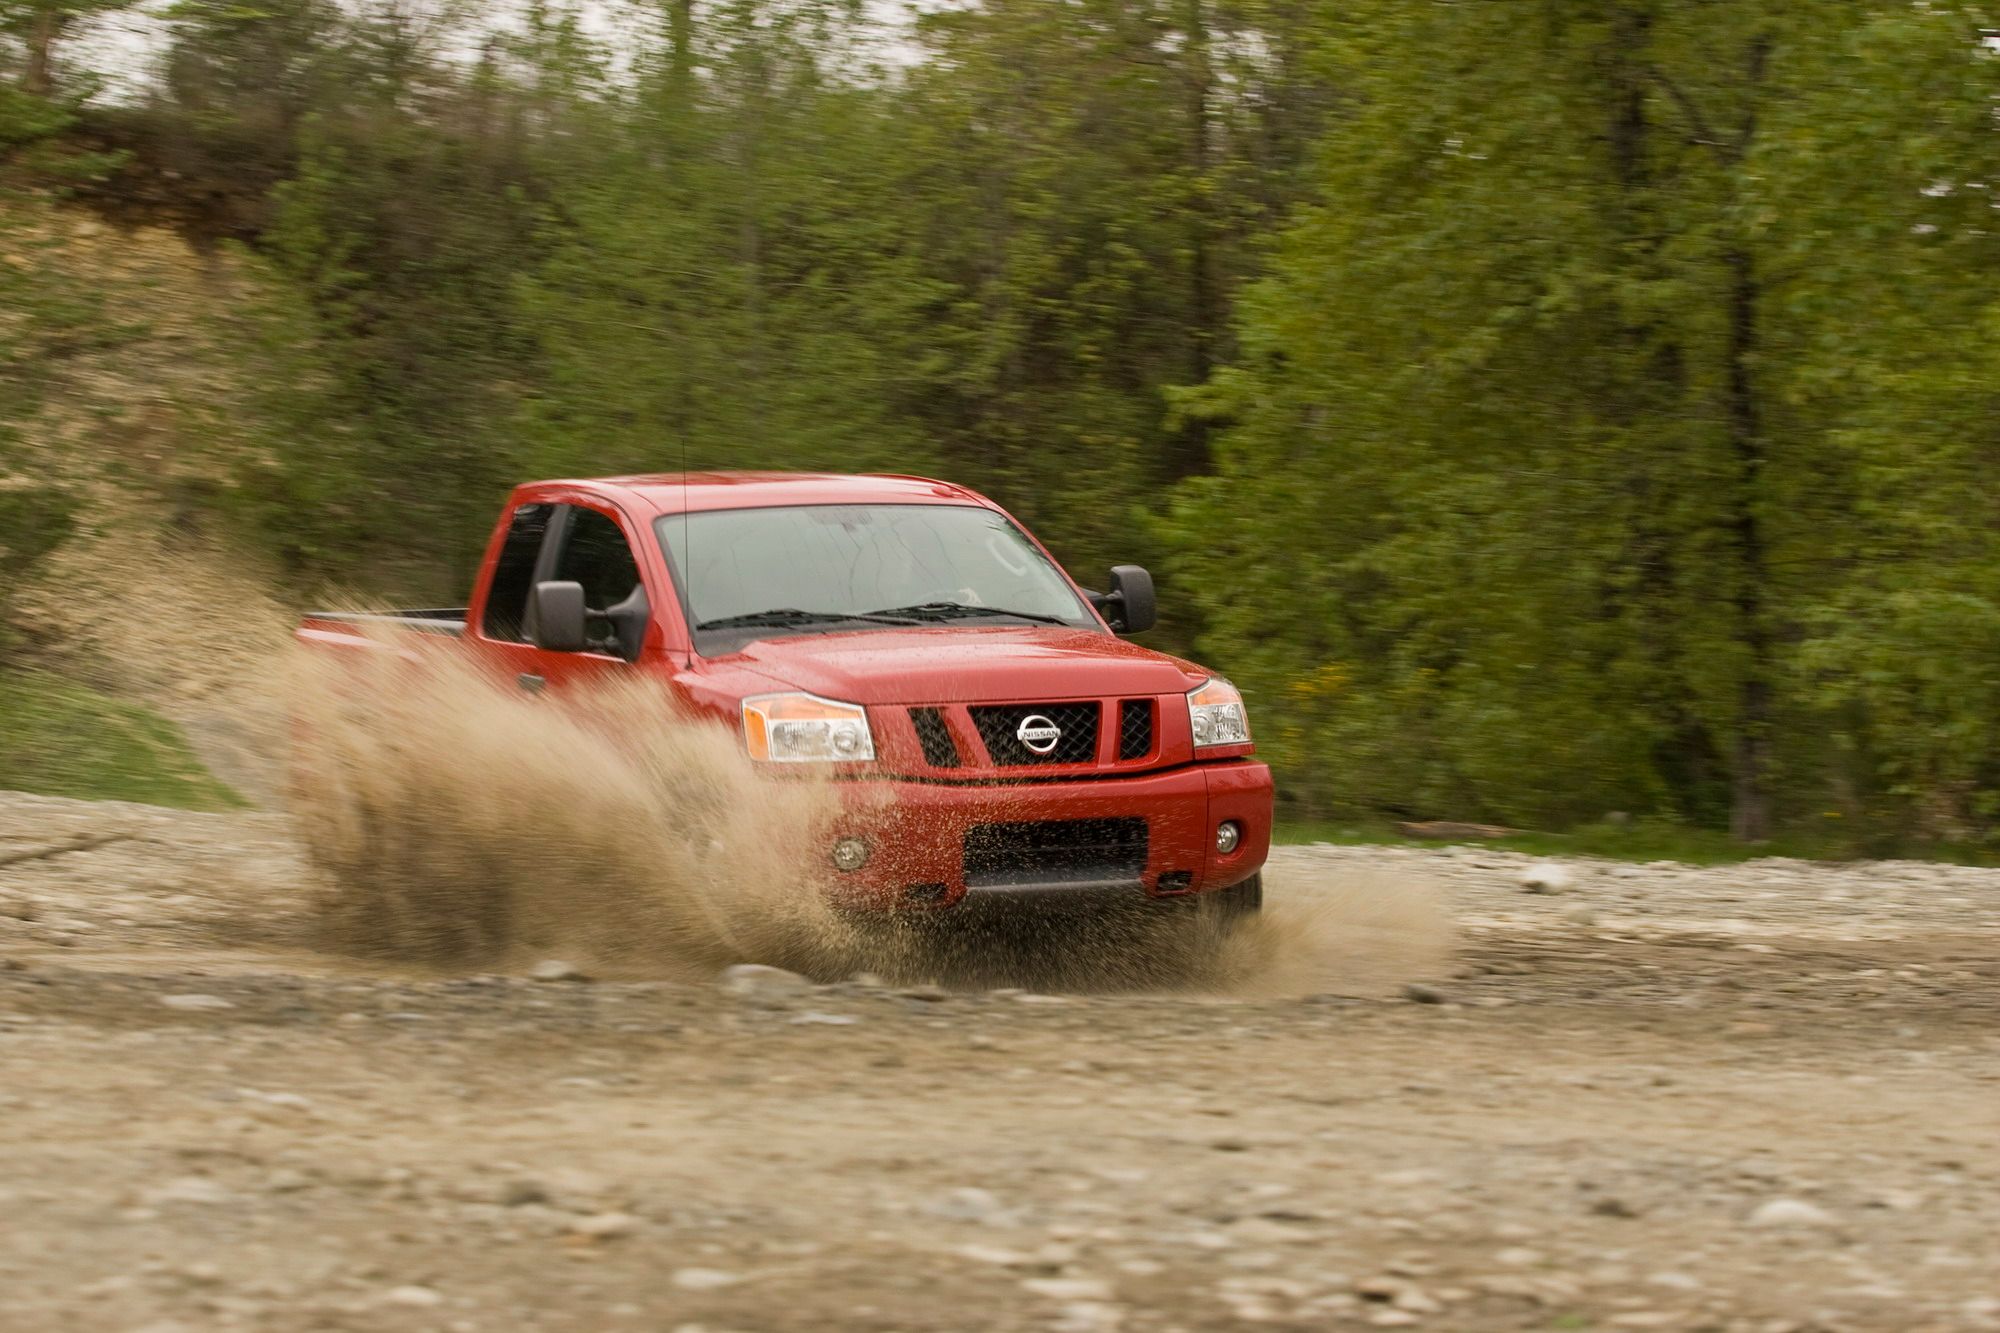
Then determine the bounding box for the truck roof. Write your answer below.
[550,472,991,517]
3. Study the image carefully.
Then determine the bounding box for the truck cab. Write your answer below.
[302,473,1272,914]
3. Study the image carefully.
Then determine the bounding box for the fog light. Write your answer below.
[1215,821,1242,855]
[830,837,871,873]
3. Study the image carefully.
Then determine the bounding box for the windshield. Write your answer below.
[656,503,1098,650]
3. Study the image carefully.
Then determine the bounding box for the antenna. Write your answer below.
[681,432,691,649]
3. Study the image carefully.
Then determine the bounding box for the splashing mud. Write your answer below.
[856,867,1452,997]
[290,638,858,978]
[288,634,1452,994]
[1219,857,1455,999]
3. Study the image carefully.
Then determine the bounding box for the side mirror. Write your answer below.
[1103,565,1156,635]
[529,580,588,653]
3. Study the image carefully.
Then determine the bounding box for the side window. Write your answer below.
[554,507,642,611]
[481,502,551,642]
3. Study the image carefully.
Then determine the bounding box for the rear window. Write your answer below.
[481,502,551,642]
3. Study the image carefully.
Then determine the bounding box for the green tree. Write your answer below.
[2,0,131,97]
[1168,0,2000,841]
[142,0,346,233]
[521,0,935,486]
[892,0,1321,575]
[1771,6,2000,839]
[228,8,547,588]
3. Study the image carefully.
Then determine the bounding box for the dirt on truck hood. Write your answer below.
[722,625,1209,704]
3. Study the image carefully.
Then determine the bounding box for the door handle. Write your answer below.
[517,674,545,694]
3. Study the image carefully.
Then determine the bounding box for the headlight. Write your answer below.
[742,693,876,763]
[1187,677,1250,748]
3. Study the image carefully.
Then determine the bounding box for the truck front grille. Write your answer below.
[962,818,1148,888]
[1117,699,1154,760]
[969,702,1099,765]
[908,707,961,768]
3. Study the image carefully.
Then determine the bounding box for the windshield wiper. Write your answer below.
[866,601,1074,627]
[696,608,921,631]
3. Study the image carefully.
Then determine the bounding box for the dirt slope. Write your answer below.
[2,794,1997,1332]
[2,196,292,801]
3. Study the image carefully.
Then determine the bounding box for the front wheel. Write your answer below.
[1200,872,1263,925]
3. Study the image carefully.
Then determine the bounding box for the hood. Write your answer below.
[720,626,1210,705]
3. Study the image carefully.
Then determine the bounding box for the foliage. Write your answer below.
[0,187,84,657]
[1166,0,2000,843]
[8,0,2000,842]
[1272,817,2000,868]
[518,1,940,489]
[256,101,542,586]
[0,489,75,660]
[0,80,67,143]
[0,0,134,97]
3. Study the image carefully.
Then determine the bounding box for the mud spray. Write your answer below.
[289,636,1451,995]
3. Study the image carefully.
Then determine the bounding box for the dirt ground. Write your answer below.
[2,791,1998,1333]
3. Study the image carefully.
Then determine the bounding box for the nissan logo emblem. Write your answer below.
[1015,714,1062,755]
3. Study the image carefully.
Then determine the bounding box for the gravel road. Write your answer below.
[2,791,1997,1332]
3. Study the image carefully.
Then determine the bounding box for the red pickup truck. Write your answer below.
[297,473,1272,918]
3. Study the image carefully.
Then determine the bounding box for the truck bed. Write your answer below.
[301,609,467,637]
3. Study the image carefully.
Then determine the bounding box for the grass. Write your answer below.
[1272,815,2000,867]
[0,667,246,811]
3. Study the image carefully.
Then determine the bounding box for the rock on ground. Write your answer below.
[0,792,1997,1331]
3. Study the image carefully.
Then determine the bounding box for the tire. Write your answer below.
[1201,872,1263,925]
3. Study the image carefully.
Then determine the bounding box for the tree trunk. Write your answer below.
[1724,244,1772,843]
[24,8,63,98]
[669,0,694,97]
[1178,0,1218,478]
[1608,5,1651,188]
[735,44,766,437]
[1724,34,1774,844]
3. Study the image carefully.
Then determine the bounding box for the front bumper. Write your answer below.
[823,760,1273,910]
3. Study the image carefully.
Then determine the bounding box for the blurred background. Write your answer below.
[5,0,2000,858]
